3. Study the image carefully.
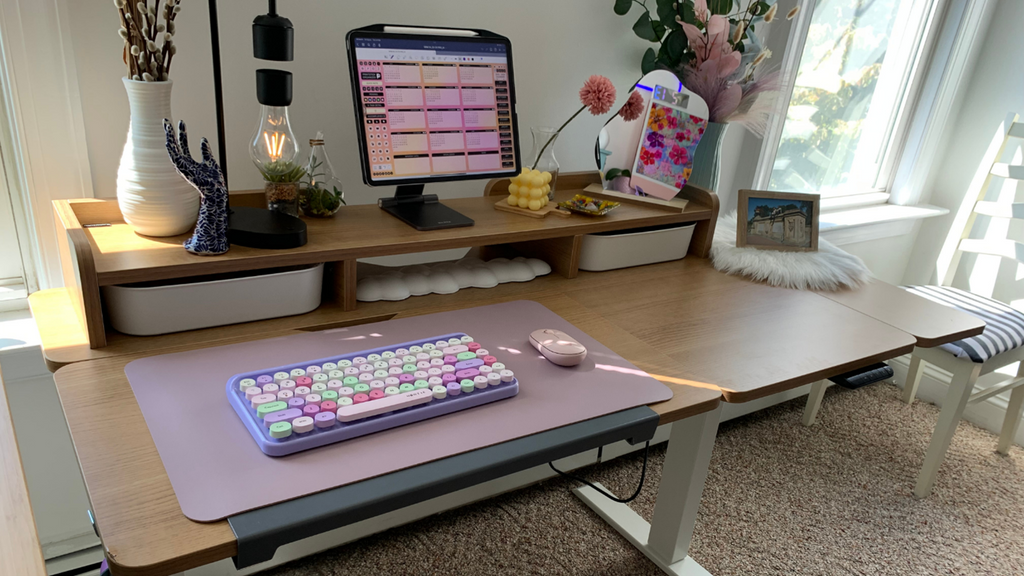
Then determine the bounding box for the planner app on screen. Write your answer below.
[353,37,516,181]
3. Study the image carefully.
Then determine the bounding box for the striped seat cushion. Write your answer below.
[902,285,1024,363]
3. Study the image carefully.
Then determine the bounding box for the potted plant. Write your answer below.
[299,134,346,218]
[258,160,305,217]
[613,0,800,191]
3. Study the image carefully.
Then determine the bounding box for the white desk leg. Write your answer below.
[915,360,980,498]
[801,380,828,426]
[573,405,722,576]
[997,362,1024,455]
[902,351,926,404]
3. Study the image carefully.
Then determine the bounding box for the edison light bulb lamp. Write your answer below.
[251,69,303,215]
[250,104,299,176]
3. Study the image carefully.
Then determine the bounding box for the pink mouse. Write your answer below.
[530,329,587,367]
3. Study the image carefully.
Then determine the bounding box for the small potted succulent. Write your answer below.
[258,160,305,217]
[299,133,345,218]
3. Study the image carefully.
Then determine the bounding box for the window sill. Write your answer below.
[0,308,40,353]
[819,203,948,246]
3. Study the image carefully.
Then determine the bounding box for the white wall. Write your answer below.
[903,0,1024,293]
[68,0,671,203]
[65,0,924,287]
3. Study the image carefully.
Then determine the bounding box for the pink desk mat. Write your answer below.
[124,300,673,521]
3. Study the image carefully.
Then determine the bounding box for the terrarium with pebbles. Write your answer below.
[113,0,201,237]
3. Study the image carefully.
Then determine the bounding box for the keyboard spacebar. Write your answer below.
[335,389,435,422]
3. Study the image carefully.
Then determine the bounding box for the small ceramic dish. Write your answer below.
[558,194,620,216]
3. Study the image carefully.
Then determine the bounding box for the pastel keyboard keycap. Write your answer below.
[455,358,484,370]
[269,421,292,438]
[251,393,277,409]
[228,333,521,455]
[292,416,314,434]
[257,401,288,418]
[265,408,302,427]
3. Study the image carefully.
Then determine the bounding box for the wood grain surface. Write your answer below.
[53,291,720,576]
[0,367,48,576]
[817,279,986,347]
[68,188,711,287]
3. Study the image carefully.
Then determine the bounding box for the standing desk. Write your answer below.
[815,280,988,497]
[23,177,960,575]
[42,259,922,576]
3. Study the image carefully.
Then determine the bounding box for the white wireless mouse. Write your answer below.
[530,329,587,367]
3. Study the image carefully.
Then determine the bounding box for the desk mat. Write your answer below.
[125,300,673,521]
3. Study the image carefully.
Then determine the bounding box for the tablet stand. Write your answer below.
[378,185,475,231]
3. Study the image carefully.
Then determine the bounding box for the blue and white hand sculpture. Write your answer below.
[163,119,229,255]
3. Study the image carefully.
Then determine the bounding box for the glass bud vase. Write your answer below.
[300,134,345,218]
[529,126,560,199]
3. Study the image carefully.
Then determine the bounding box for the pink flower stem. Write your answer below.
[531,104,585,170]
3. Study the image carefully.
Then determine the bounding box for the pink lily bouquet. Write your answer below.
[615,0,800,135]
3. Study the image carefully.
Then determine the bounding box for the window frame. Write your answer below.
[752,0,955,210]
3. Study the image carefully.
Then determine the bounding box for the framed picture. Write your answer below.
[737,190,820,252]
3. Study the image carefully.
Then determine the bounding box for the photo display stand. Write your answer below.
[347,24,522,231]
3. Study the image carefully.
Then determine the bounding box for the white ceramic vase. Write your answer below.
[117,78,199,237]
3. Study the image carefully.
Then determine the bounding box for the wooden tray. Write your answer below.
[494,197,571,219]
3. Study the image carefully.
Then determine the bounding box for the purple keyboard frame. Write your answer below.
[226,332,520,457]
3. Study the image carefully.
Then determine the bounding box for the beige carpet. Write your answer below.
[265,384,1024,575]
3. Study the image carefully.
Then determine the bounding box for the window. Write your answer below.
[767,0,941,201]
[0,136,25,299]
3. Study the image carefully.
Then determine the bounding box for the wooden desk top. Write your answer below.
[50,259,926,575]
[560,261,917,402]
[70,190,711,287]
[54,292,721,576]
[0,367,48,576]
[817,279,985,348]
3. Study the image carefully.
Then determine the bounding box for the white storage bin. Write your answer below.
[578,222,695,272]
[102,263,324,336]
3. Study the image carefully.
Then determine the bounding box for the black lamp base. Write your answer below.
[227,206,307,249]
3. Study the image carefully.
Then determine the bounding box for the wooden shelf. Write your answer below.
[43,171,719,354]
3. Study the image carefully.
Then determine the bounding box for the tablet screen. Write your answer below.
[351,35,517,182]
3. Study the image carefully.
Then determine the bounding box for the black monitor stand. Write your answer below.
[378,184,475,231]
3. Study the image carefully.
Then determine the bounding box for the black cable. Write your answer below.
[548,441,651,504]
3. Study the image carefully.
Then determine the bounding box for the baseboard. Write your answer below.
[888,355,1024,448]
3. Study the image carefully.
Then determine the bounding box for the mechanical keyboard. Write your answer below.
[226,333,520,456]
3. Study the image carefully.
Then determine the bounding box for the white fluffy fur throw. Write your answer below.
[711,212,871,291]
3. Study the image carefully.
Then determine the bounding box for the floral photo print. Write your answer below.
[633,102,707,198]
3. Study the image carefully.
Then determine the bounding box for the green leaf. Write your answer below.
[663,28,687,62]
[613,0,632,15]
[632,12,661,42]
[605,168,623,180]
[657,0,679,28]
[754,1,771,16]
[656,47,675,68]
[679,0,697,24]
[709,0,732,14]
[641,47,658,74]
[652,20,666,40]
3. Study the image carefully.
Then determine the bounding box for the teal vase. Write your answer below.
[688,121,727,191]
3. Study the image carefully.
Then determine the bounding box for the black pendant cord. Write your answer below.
[548,441,651,504]
[208,0,229,190]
